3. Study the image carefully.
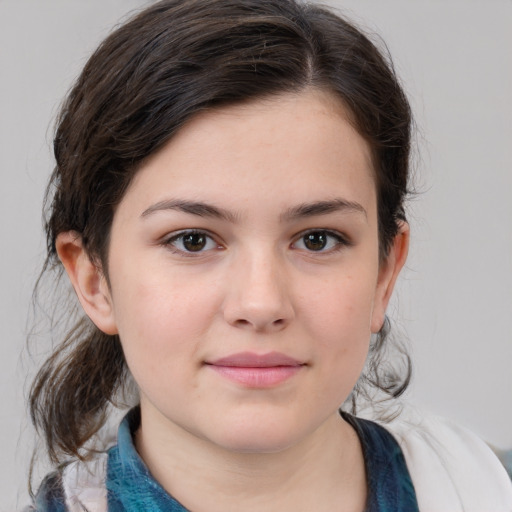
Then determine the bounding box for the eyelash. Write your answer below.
[291,229,351,254]
[162,230,221,256]
[162,229,351,256]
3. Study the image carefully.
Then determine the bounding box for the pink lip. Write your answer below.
[205,351,305,388]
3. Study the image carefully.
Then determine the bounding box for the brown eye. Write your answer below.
[182,233,207,251]
[303,232,328,251]
[166,231,218,254]
[292,230,348,253]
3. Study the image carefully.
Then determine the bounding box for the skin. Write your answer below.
[57,89,409,512]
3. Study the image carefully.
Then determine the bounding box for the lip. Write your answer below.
[205,351,306,388]
[208,351,304,368]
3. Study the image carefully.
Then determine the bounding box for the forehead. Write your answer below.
[119,89,376,219]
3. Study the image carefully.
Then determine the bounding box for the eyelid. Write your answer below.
[291,229,352,252]
[162,229,223,256]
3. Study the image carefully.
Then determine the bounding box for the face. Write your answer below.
[80,90,405,453]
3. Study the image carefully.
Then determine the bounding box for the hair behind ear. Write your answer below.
[29,318,126,464]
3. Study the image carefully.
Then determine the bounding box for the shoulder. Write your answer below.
[382,409,512,512]
[30,454,108,512]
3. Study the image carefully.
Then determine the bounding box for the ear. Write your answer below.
[370,222,410,333]
[56,231,118,335]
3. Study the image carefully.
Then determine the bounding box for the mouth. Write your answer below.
[205,351,306,388]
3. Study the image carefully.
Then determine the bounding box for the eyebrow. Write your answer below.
[141,199,238,222]
[280,198,367,221]
[141,197,367,223]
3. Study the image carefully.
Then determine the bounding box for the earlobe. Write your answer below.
[370,222,410,333]
[56,231,118,335]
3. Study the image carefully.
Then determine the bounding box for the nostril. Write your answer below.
[234,319,251,328]
[232,317,287,331]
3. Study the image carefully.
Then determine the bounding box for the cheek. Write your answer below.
[303,272,377,385]
[305,270,377,337]
[110,268,221,374]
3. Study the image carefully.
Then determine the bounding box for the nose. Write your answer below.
[222,250,294,333]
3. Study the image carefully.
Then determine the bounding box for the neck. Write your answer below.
[135,405,366,512]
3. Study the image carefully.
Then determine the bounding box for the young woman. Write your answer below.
[27,1,512,510]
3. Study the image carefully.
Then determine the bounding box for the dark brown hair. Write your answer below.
[30,0,413,465]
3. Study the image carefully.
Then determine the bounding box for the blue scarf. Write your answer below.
[107,409,418,512]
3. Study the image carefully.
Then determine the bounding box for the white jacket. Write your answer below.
[385,411,512,511]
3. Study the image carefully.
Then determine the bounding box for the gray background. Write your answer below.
[1,0,511,509]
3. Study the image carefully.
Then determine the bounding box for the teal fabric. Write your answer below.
[32,408,419,511]
[342,413,419,512]
[106,408,419,511]
[30,470,67,512]
[107,408,186,511]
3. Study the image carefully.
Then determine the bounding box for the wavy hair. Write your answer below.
[30,0,413,465]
